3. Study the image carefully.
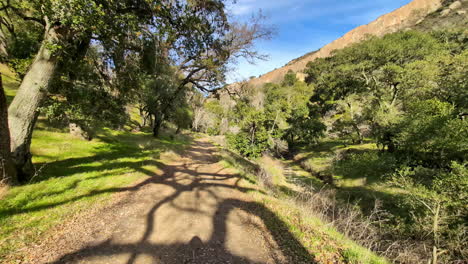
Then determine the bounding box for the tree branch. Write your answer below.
[0,0,45,26]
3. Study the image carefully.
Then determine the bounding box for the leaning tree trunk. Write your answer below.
[8,22,60,181]
[0,73,17,185]
[0,28,8,60]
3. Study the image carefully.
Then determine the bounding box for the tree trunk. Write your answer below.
[0,28,8,60]
[153,114,164,138]
[0,73,17,185]
[432,202,441,264]
[8,22,60,181]
[139,106,147,128]
[352,122,363,144]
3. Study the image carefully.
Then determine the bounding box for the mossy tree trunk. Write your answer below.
[0,73,17,185]
[7,22,60,181]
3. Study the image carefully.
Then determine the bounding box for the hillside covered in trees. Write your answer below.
[201,28,467,262]
[0,0,466,263]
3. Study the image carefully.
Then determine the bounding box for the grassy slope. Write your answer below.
[296,139,395,187]
[0,65,191,258]
[0,64,18,105]
[293,138,411,218]
[218,148,388,264]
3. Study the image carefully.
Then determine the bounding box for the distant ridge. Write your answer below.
[245,0,454,88]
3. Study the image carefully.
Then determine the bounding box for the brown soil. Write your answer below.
[21,138,296,264]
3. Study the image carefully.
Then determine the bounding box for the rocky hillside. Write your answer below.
[246,0,467,87]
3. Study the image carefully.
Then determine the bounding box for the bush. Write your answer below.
[226,131,268,158]
[394,99,468,167]
[390,162,468,262]
[207,127,219,136]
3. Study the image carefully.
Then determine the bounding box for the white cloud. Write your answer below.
[230,4,253,15]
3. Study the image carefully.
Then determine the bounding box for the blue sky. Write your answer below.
[226,0,412,83]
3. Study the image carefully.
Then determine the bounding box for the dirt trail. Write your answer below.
[25,138,293,264]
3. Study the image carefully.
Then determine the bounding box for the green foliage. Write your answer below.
[333,151,398,184]
[205,100,224,116]
[390,162,468,261]
[281,69,297,87]
[7,58,32,78]
[331,94,366,143]
[40,46,128,134]
[298,28,467,262]
[394,99,468,166]
[227,130,269,158]
[216,70,324,157]
[227,101,271,157]
[288,115,326,145]
[207,127,220,136]
[170,105,193,132]
[203,99,225,135]
[305,29,467,155]
[4,25,42,77]
[1,0,261,138]
[432,162,468,207]
[0,125,190,258]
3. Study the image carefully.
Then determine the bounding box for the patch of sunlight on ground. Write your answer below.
[0,63,19,104]
[0,126,191,258]
[218,147,388,264]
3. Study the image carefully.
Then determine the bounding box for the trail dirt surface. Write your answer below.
[25,138,291,264]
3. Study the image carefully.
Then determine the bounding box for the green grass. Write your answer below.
[0,63,19,105]
[258,195,388,264]
[295,139,377,175]
[294,138,399,190]
[0,63,192,259]
[0,122,190,259]
[294,138,415,217]
[219,148,388,264]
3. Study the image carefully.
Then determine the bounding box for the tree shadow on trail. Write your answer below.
[33,131,189,181]
[0,132,188,220]
[46,140,316,264]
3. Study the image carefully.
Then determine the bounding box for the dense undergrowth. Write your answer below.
[202,28,467,263]
[217,146,388,264]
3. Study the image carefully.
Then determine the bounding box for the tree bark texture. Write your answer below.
[0,73,17,185]
[0,28,8,60]
[8,23,59,181]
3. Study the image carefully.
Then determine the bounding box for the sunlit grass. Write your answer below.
[0,63,19,105]
[296,139,377,176]
[293,138,419,219]
[220,149,388,264]
[0,125,190,258]
[0,64,192,259]
[258,155,285,186]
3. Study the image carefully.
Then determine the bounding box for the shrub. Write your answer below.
[207,127,220,136]
[390,162,468,262]
[394,99,468,167]
[226,131,269,158]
